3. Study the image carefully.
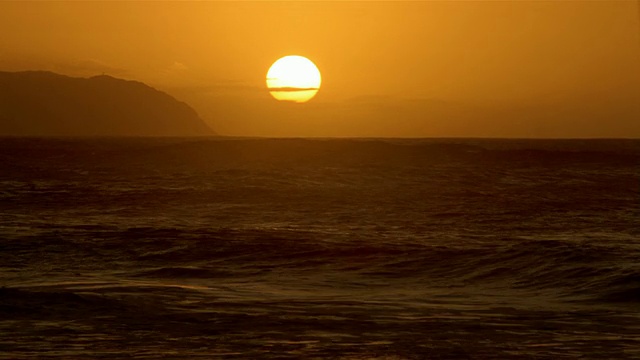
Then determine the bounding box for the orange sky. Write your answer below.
[1,1,639,137]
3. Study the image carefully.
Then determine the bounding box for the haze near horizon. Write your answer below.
[1,1,639,138]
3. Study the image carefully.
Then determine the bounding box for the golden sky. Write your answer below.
[1,1,639,137]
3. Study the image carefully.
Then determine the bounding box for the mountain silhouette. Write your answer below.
[0,71,214,136]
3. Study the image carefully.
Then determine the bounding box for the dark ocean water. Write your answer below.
[0,137,638,359]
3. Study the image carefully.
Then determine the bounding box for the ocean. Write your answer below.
[0,137,638,359]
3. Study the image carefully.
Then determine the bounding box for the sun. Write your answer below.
[266,55,321,103]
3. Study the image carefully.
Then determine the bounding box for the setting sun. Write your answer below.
[266,55,321,103]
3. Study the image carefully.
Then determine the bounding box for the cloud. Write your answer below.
[168,80,265,96]
[161,61,189,76]
[169,61,188,72]
[0,55,128,78]
[54,58,129,77]
[268,87,319,92]
[155,61,194,85]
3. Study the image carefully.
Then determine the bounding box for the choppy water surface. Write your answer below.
[1,138,639,359]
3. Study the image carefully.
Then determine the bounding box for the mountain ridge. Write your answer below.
[0,71,214,136]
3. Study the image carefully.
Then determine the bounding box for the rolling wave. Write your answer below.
[4,226,638,304]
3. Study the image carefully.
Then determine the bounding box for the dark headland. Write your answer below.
[0,71,214,136]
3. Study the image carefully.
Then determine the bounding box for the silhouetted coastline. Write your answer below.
[0,71,214,136]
